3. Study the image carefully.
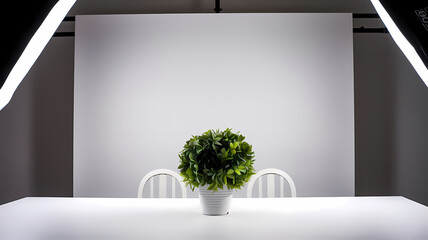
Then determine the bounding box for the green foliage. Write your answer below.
[178,128,256,192]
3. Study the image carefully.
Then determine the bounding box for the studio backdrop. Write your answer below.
[74,13,354,198]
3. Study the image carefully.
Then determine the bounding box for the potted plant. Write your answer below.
[178,128,255,215]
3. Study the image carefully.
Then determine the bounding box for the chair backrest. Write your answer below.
[137,169,187,198]
[247,168,297,198]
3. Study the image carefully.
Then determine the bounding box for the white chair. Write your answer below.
[137,169,187,198]
[247,168,297,198]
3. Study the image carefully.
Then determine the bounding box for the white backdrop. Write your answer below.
[74,13,354,198]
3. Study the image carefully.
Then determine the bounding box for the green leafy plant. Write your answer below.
[178,128,255,192]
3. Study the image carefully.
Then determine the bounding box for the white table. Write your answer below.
[0,197,427,240]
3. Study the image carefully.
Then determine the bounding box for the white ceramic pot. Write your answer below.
[198,185,233,215]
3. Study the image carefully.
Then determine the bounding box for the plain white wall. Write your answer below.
[74,13,354,198]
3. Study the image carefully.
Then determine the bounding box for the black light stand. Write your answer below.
[214,0,222,13]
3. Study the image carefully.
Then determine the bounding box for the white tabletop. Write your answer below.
[0,197,427,240]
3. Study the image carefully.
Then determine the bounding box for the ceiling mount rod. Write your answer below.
[353,27,389,33]
[214,0,222,13]
[63,16,75,21]
[352,13,380,18]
